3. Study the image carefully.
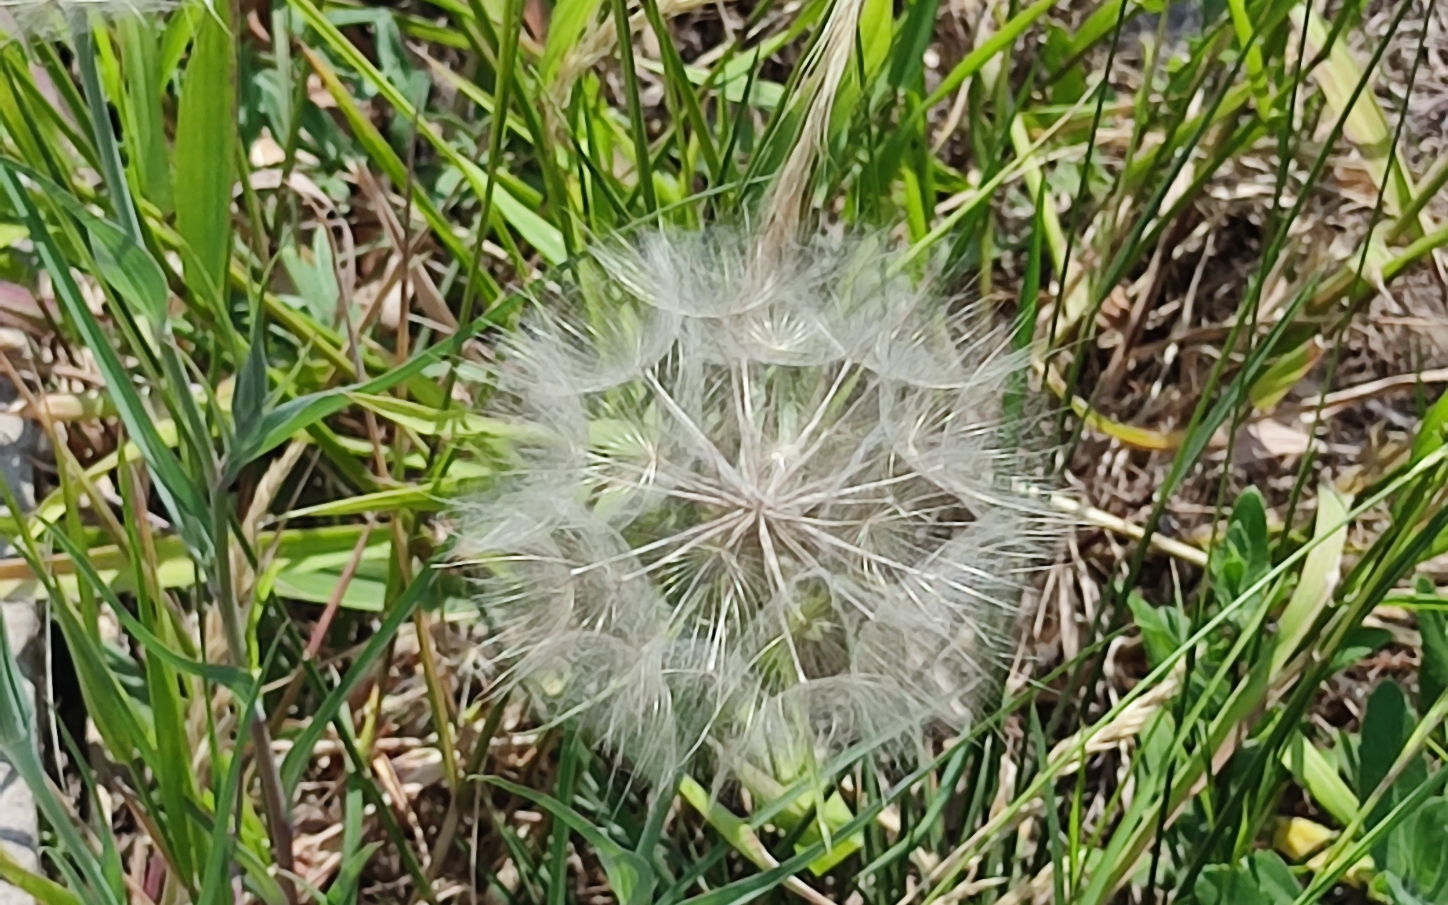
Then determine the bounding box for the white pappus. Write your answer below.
[456,227,1064,790]
[0,0,175,40]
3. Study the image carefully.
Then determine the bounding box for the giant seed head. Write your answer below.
[459,228,1063,784]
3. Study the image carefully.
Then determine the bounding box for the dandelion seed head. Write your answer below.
[461,228,1064,785]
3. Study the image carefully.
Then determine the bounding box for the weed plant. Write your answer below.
[0,0,1442,901]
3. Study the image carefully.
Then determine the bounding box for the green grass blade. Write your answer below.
[0,159,211,556]
[174,0,236,300]
[280,566,438,792]
[608,0,657,214]
[118,17,172,210]
[488,776,657,905]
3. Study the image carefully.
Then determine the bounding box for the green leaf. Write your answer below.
[1419,577,1448,710]
[291,0,567,263]
[607,0,655,213]
[0,160,211,557]
[346,392,509,438]
[1249,340,1322,411]
[1385,871,1437,905]
[32,572,157,775]
[1209,486,1270,618]
[329,778,369,905]
[174,0,236,299]
[74,26,142,241]
[327,842,383,905]
[1064,0,1136,59]
[486,777,657,905]
[280,567,438,793]
[299,45,500,303]
[1413,387,1448,463]
[1195,851,1301,905]
[225,316,484,480]
[198,644,276,905]
[886,0,940,90]
[1272,484,1351,676]
[1328,627,1394,672]
[280,484,453,520]
[49,527,252,693]
[0,565,124,905]
[1127,591,1190,669]
[234,309,267,436]
[1385,798,1448,904]
[279,232,341,324]
[83,222,169,333]
[1283,732,1359,826]
[678,774,776,871]
[118,16,171,211]
[1359,681,1425,839]
[0,160,168,329]
[159,4,200,82]
[541,0,604,85]
[121,460,204,884]
[269,566,387,612]
[873,0,1055,183]
[0,847,84,905]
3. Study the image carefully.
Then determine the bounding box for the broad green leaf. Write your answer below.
[1359,682,1423,835]
[174,0,236,298]
[279,232,341,324]
[347,392,509,438]
[1385,798,1448,904]
[678,774,779,873]
[1271,484,1351,676]
[1209,486,1270,620]
[118,16,172,211]
[1126,591,1190,669]
[267,565,388,612]
[1196,851,1301,905]
[1283,733,1360,826]
[280,484,453,520]
[541,0,604,85]
[1328,627,1394,672]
